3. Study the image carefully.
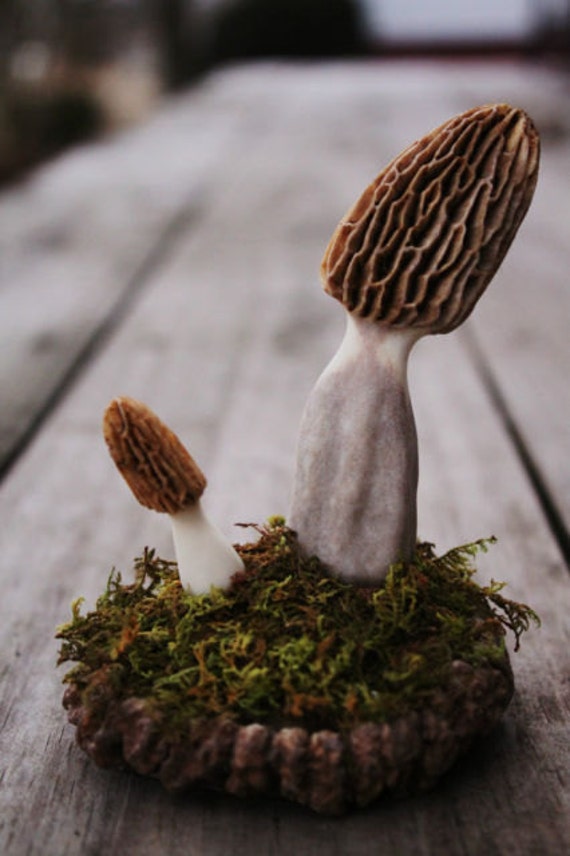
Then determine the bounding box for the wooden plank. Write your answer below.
[0,61,569,854]
[0,79,256,474]
[467,142,570,546]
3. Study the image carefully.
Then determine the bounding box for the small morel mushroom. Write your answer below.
[103,397,244,593]
[289,104,540,584]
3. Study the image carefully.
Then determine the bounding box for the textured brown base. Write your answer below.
[63,653,513,815]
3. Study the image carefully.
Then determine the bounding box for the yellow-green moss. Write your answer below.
[56,519,538,735]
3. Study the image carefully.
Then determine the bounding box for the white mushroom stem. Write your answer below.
[290,315,420,584]
[171,503,244,594]
[103,396,244,595]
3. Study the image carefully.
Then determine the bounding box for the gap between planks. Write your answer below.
[463,326,570,570]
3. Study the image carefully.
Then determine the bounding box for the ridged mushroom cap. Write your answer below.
[321,103,540,333]
[103,397,206,515]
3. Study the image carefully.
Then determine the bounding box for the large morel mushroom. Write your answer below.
[289,103,540,584]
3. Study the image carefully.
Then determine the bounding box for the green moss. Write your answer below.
[56,520,538,735]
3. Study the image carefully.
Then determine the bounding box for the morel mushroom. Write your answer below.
[289,104,539,584]
[103,397,244,593]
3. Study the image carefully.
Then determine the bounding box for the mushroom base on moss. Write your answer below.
[56,520,537,815]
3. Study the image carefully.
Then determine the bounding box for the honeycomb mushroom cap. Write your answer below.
[103,397,207,515]
[322,103,540,333]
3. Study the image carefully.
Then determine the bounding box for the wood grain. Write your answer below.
[0,60,569,855]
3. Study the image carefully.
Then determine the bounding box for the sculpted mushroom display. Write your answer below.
[103,397,244,593]
[289,104,540,584]
[57,104,541,815]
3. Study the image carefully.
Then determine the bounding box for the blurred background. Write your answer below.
[0,0,569,186]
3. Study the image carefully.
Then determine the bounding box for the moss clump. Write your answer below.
[56,519,538,736]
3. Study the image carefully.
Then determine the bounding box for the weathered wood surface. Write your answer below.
[0,61,569,855]
[0,87,251,473]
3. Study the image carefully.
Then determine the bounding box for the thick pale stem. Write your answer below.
[289,314,420,584]
[171,503,244,594]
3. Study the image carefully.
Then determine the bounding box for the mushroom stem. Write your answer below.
[171,503,245,594]
[289,315,419,584]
